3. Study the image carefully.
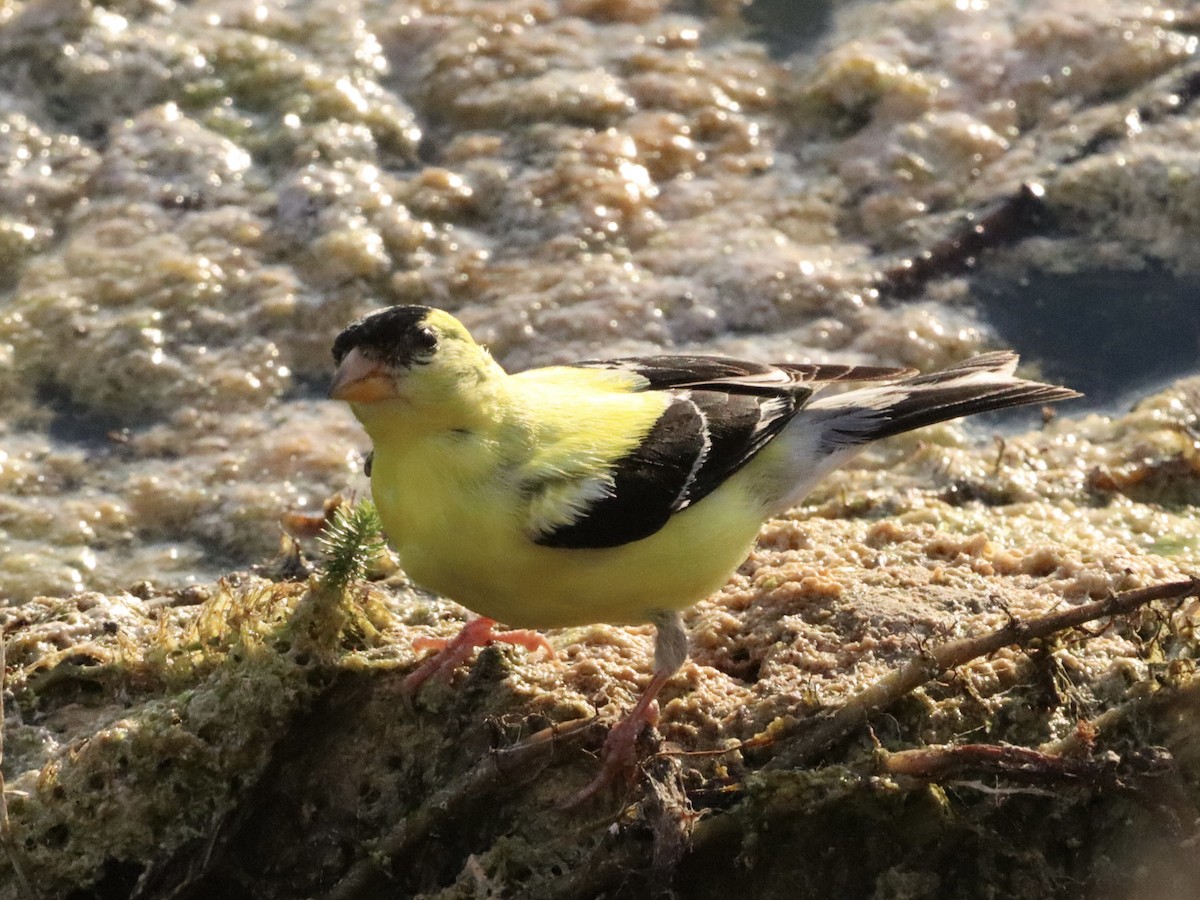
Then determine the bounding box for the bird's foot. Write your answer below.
[403,617,554,696]
[561,668,671,808]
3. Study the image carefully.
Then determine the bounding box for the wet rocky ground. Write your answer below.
[1,0,1198,896]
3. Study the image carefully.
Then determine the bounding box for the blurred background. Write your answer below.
[0,0,1197,602]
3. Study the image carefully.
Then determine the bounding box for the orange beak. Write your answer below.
[329,348,399,402]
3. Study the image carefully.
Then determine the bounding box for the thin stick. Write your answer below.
[877,738,1200,838]
[1039,677,1200,758]
[764,578,1200,771]
[879,742,1117,781]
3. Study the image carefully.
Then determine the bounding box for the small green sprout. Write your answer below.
[318,500,387,595]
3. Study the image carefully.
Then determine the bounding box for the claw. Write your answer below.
[403,617,554,697]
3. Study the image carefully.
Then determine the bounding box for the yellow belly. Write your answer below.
[371,444,768,629]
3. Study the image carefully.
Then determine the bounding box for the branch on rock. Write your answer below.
[879,742,1124,783]
[878,740,1200,839]
[762,578,1200,771]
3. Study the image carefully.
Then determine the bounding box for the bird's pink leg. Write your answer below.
[563,609,687,807]
[403,616,554,696]
[563,667,671,807]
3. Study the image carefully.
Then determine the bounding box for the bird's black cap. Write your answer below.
[332,305,439,368]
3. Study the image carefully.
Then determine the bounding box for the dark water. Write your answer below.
[975,268,1200,407]
[742,0,834,58]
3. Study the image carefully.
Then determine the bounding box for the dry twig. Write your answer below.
[879,742,1123,782]
[878,739,1200,838]
[763,578,1200,771]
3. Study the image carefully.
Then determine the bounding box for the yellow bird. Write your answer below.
[329,304,1079,801]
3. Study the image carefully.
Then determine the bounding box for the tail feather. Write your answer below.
[896,350,1018,386]
[809,352,1080,448]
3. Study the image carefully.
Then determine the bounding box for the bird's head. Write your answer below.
[329,305,501,433]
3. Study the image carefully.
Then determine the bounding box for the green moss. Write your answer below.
[2,579,317,895]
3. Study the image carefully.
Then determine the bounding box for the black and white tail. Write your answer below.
[772,351,1080,513]
[813,351,1080,447]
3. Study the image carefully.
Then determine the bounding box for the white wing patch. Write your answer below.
[525,472,615,537]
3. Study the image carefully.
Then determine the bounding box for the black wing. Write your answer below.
[531,357,914,550]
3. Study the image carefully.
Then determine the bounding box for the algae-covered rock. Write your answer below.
[1,0,1198,601]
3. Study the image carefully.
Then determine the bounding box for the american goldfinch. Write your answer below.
[330,304,1079,802]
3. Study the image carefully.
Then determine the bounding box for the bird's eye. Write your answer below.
[412,326,438,354]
